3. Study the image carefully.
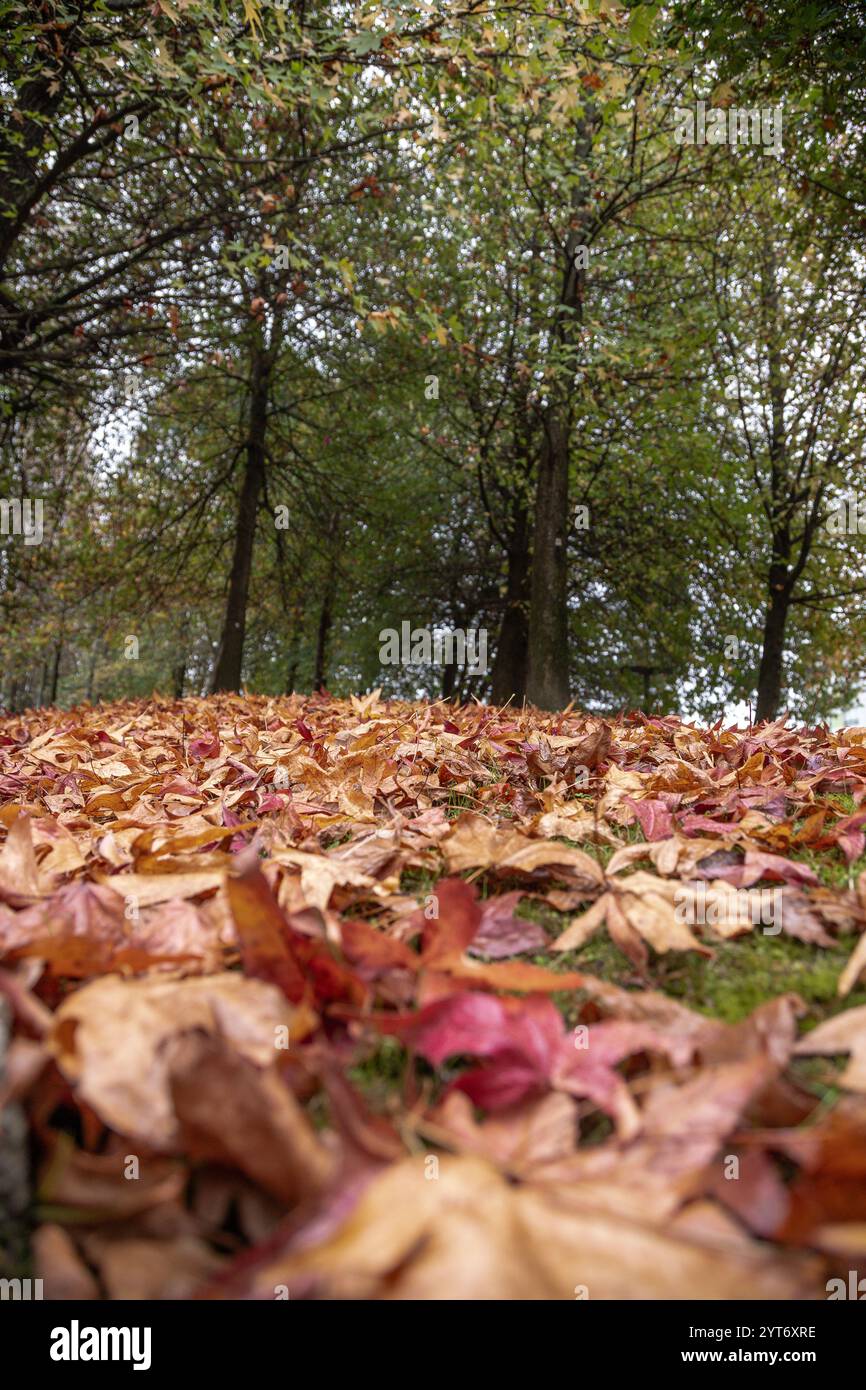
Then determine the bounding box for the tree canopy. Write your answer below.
[1,0,864,722]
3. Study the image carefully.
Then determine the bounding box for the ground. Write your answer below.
[1,693,866,1299]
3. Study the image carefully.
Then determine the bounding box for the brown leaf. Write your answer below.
[227,1153,819,1300]
[795,1007,866,1091]
[48,972,308,1148]
[169,1031,335,1203]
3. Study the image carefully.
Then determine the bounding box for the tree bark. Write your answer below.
[491,505,531,705]
[85,638,100,702]
[48,638,62,705]
[284,606,302,694]
[313,551,337,692]
[756,577,790,722]
[526,415,571,709]
[525,109,595,710]
[274,513,303,694]
[441,655,458,700]
[210,339,268,693]
[755,252,792,724]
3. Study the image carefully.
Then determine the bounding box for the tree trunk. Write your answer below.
[755,252,792,725]
[284,613,302,694]
[48,638,62,705]
[756,581,789,722]
[313,555,337,692]
[210,341,268,693]
[275,525,303,694]
[526,414,571,708]
[441,656,458,700]
[491,509,531,705]
[525,110,595,710]
[85,638,99,702]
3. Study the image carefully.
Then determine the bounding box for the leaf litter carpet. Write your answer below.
[2,693,866,1299]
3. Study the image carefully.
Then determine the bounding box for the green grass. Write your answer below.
[374,827,866,1119]
[348,1036,409,1111]
[398,810,866,1045]
[787,841,866,888]
[634,932,865,1023]
[517,893,866,1023]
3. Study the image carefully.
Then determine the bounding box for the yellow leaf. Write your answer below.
[242,0,263,39]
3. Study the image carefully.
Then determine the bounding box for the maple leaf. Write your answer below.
[2,693,866,1302]
[47,971,316,1149]
[408,989,692,1134]
[217,1152,819,1301]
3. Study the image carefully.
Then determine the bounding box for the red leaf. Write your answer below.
[469,891,549,958]
[623,798,674,841]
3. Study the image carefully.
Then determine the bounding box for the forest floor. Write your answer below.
[2,693,866,1299]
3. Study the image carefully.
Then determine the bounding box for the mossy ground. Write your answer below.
[376,805,866,1121]
[525,900,866,1023]
[402,800,866,1031]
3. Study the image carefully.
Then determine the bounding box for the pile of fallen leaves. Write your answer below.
[2,691,866,1299]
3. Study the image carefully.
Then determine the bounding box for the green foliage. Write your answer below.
[1,1,865,717]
